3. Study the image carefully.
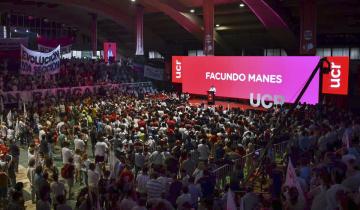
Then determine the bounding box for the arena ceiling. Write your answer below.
[0,0,360,57]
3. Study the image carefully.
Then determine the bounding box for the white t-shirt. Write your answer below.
[74,138,86,152]
[39,129,46,141]
[197,144,210,160]
[62,147,73,164]
[95,142,108,157]
[7,128,14,140]
[56,121,65,133]
[87,170,100,187]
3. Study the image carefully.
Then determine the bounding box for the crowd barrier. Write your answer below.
[212,141,289,189]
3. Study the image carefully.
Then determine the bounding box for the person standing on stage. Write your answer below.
[209,85,216,94]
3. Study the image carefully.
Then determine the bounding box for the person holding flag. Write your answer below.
[282,158,306,210]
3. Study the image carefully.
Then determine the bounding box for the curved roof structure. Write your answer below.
[1,0,359,56]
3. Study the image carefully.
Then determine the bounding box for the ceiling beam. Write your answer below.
[241,0,297,49]
[138,0,233,54]
[173,0,297,49]
[0,3,109,46]
[21,0,168,54]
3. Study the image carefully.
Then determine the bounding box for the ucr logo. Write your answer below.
[249,93,285,109]
[330,62,341,88]
[175,60,181,79]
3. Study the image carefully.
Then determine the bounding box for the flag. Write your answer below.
[7,110,12,127]
[23,102,27,118]
[226,188,237,210]
[285,158,304,197]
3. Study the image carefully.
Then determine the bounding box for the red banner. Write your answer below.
[322,57,349,95]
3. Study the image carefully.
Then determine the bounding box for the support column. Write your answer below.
[135,5,144,56]
[203,0,214,55]
[5,13,11,38]
[90,13,97,56]
[299,0,317,55]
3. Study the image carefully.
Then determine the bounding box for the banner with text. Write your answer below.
[174,56,320,104]
[0,82,152,104]
[20,45,61,75]
[322,56,349,95]
[144,65,164,81]
[38,44,71,55]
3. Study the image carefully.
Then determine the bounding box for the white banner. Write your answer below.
[0,82,152,104]
[20,45,61,75]
[144,65,164,80]
[38,44,72,55]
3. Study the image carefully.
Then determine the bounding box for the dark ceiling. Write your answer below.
[0,0,360,56]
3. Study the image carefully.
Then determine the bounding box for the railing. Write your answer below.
[212,141,289,189]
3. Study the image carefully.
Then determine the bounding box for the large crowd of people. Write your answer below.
[0,59,139,91]
[0,60,359,210]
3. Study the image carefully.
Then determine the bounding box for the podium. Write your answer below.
[207,90,215,105]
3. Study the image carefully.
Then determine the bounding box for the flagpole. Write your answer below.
[243,57,331,184]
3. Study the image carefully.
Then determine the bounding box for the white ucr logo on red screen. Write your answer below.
[330,62,341,88]
[175,60,181,79]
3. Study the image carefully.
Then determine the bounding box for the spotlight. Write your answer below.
[190,9,195,13]
[26,29,29,33]
[239,3,245,7]
[14,29,17,32]
[131,0,136,2]
[216,24,220,27]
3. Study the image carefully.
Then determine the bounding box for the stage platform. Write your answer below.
[188,98,264,111]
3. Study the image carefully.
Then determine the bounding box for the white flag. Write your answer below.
[6,110,12,127]
[23,102,27,118]
[226,189,237,210]
[285,158,304,197]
